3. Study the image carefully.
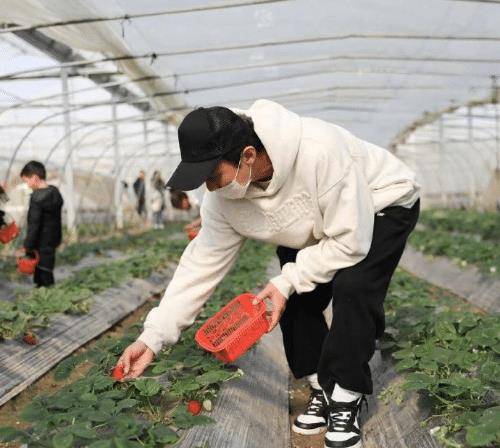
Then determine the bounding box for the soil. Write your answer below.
[289,375,326,448]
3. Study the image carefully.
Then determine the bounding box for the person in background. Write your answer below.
[150,171,166,229]
[133,170,146,219]
[0,185,9,229]
[169,189,201,233]
[17,161,64,288]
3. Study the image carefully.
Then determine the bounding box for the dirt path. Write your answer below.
[290,375,326,448]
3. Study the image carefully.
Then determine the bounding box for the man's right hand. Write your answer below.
[115,340,155,380]
[14,247,25,257]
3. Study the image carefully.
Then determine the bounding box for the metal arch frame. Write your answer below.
[438,115,475,201]
[44,112,169,169]
[119,139,169,177]
[395,104,499,206]
[11,124,166,233]
[78,138,169,223]
[73,129,167,214]
[3,99,171,184]
[4,53,499,117]
[420,109,498,177]
[0,74,160,116]
[43,124,108,166]
[4,103,100,184]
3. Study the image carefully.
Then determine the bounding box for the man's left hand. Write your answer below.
[253,283,287,332]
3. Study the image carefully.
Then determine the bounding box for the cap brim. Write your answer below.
[165,157,220,191]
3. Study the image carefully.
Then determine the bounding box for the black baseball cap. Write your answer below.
[165,106,246,191]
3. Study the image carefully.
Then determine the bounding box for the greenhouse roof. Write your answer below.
[1,0,499,192]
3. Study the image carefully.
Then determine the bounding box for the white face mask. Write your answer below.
[215,155,252,200]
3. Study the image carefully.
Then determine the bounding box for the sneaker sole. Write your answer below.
[292,423,326,435]
[324,441,362,448]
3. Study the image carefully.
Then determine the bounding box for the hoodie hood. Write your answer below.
[32,185,64,210]
[231,99,302,199]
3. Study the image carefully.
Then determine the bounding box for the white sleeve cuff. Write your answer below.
[137,329,165,356]
[269,274,295,299]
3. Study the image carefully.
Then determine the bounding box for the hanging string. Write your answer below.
[0,0,289,35]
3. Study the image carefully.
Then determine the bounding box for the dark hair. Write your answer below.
[151,171,164,191]
[218,113,265,165]
[0,185,8,203]
[170,190,189,209]
[20,160,46,179]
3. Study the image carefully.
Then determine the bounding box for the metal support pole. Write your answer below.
[112,100,124,229]
[495,102,499,172]
[467,106,477,206]
[165,124,174,179]
[163,124,174,222]
[61,67,77,241]
[491,75,500,171]
[467,106,473,143]
[143,119,152,223]
[438,115,448,206]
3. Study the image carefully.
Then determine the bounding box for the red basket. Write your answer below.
[17,250,39,275]
[195,293,269,363]
[0,221,19,244]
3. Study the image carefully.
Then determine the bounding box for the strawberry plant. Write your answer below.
[410,208,499,277]
[0,223,185,282]
[0,239,275,447]
[418,209,500,242]
[409,229,499,277]
[0,235,187,342]
[380,268,500,447]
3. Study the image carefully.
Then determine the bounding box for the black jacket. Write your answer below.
[24,185,64,250]
[133,177,145,201]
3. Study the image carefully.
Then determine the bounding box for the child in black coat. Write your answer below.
[0,186,7,228]
[19,161,64,287]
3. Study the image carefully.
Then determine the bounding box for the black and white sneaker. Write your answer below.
[292,386,328,435]
[323,393,368,448]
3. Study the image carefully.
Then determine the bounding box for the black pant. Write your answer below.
[137,198,146,218]
[276,198,420,396]
[34,246,56,288]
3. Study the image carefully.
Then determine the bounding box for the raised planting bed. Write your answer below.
[417,209,499,242]
[0,270,174,407]
[377,268,499,447]
[408,229,499,279]
[0,240,278,448]
[0,235,187,345]
[400,245,500,314]
[0,233,188,406]
[0,224,185,284]
[177,258,290,448]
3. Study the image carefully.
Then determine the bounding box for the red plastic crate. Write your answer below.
[0,221,19,244]
[195,293,269,363]
[17,250,39,275]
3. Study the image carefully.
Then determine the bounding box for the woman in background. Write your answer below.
[150,171,165,229]
[169,189,201,233]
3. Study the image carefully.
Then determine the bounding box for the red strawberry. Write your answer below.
[23,333,38,345]
[187,400,202,415]
[112,365,125,381]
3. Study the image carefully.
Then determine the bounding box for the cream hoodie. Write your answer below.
[138,99,420,355]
